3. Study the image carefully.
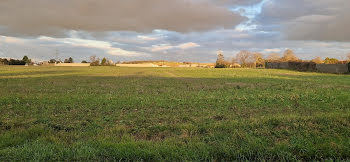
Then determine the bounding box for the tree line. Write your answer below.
[1,55,116,66]
[216,49,350,68]
[46,55,115,66]
[0,56,31,65]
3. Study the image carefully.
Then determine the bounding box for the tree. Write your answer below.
[64,57,74,63]
[324,57,339,64]
[81,60,88,63]
[49,59,57,63]
[281,49,299,62]
[90,55,97,62]
[22,56,31,64]
[68,57,73,63]
[90,55,100,66]
[215,50,226,68]
[311,56,324,64]
[236,50,256,68]
[107,59,115,66]
[254,53,265,68]
[266,53,281,62]
[9,59,25,65]
[0,58,9,65]
[347,53,350,61]
[231,57,240,68]
[101,57,107,65]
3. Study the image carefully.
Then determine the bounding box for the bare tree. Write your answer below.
[90,55,97,62]
[236,50,255,68]
[281,49,299,62]
[311,56,324,64]
[231,56,238,66]
[266,53,281,62]
[90,55,100,66]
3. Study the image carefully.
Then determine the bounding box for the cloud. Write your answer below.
[107,48,147,57]
[0,0,246,36]
[263,48,281,53]
[137,35,160,41]
[177,42,200,49]
[3,36,26,44]
[151,42,200,52]
[151,44,174,52]
[39,36,110,49]
[258,0,350,41]
[209,0,262,6]
[38,36,148,56]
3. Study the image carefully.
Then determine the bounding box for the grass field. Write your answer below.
[0,66,349,161]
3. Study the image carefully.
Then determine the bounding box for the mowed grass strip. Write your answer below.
[0,66,349,161]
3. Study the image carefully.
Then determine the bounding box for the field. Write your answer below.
[0,66,349,161]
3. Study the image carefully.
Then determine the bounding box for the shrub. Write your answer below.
[9,59,26,65]
[90,61,100,66]
[215,64,226,68]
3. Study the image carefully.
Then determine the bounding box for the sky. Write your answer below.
[0,0,350,63]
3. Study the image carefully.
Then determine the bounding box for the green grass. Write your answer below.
[0,66,349,161]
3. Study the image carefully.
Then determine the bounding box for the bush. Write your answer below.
[9,59,26,65]
[0,58,9,65]
[90,61,100,66]
[215,64,226,68]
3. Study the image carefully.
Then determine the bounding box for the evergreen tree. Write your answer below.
[22,56,31,64]
[215,50,226,68]
[101,57,107,65]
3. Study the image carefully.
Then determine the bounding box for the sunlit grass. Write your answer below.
[0,66,349,161]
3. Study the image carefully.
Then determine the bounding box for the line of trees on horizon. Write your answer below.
[2,51,350,67]
[0,56,32,65]
[88,55,115,66]
[46,55,115,66]
[215,49,350,68]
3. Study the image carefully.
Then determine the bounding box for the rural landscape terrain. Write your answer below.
[1,0,350,161]
[0,66,349,161]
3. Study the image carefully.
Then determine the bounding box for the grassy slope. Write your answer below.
[0,66,349,161]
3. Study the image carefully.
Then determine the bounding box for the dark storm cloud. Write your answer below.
[0,0,246,36]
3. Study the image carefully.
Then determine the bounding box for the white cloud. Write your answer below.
[177,42,200,49]
[39,36,147,56]
[151,42,200,52]
[137,35,160,41]
[2,36,26,44]
[151,44,174,52]
[263,48,281,53]
[108,48,147,56]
